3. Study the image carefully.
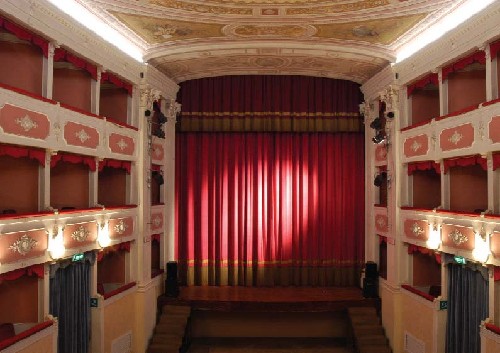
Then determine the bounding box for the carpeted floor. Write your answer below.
[188,338,353,353]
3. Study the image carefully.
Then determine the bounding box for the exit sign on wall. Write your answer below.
[439,300,448,310]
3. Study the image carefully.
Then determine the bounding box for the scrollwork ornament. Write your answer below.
[379,86,399,111]
[71,225,90,242]
[411,222,424,237]
[9,234,38,255]
[114,219,128,235]
[448,229,468,245]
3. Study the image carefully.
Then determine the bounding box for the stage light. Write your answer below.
[374,172,387,187]
[386,112,395,119]
[152,171,164,185]
[372,130,386,144]
[145,110,151,117]
[369,118,382,130]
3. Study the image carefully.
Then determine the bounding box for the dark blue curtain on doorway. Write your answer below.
[50,252,95,353]
[445,257,488,353]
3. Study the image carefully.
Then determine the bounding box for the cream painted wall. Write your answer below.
[483,333,500,353]
[380,282,403,353]
[103,292,136,353]
[14,334,54,353]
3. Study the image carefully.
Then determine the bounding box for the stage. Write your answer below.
[160,286,378,312]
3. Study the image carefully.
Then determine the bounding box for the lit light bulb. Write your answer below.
[427,224,441,250]
[48,226,65,259]
[472,231,490,263]
[97,222,111,248]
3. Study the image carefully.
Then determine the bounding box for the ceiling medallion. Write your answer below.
[16,114,38,132]
[411,222,424,237]
[75,129,91,143]
[71,225,90,242]
[114,219,128,235]
[9,234,38,255]
[352,26,378,38]
[448,229,468,245]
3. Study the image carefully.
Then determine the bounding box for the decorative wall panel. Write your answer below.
[439,123,474,151]
[0,104,50,140]
[64,221,98,248]
[0,229,47,264]
[403,134,429,157]
[109,133,135,155]
[64,122,100,148]
[109,217,134,239]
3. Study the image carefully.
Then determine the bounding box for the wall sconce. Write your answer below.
[472,226,490,263]
[427,223,441,250]
[369,117,382,130]
[47,225,65,260]
[97,221,111,248]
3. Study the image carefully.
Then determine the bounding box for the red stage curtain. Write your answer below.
[177,76,363,133]
[493,153,500,171]
[176,132,365,286]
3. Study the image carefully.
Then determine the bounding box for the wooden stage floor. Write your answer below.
[161,286,377,312]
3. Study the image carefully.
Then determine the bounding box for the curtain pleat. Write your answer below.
[445,263,489,353]
[176,133,365,286]
[50,253,94,353]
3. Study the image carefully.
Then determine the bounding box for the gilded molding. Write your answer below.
[114,219,129,235]
[16,115,38,132]
[71,225,90,242]
[448,228,468,245]
[411,222,424,237]
[9,234,38,256]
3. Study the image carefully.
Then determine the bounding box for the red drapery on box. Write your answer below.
[0,16,48,57]
[176,132,365,286]
[407,161,441,175]
[407,73,439,97]
[54,48,97,80]
[98,159,131,174]
[97,241,132,261]
[443,155,487,174]
[0,144,45,166]
[151,233,161,242]
[178,75,363,133]
[101,72,133,96]
[0,263,44,281]
[442,51,486,80]
[50,153,96,171]
[490,38,500,60]
[151,164,161,172]
[493,153,500,171]
[495,267,500,281]
[407,244,441,264]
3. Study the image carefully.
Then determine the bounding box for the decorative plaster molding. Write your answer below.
[448,228,468,245]
[71,225,90,242]
[411,222,424,237]
[395,0,500,87]
[114,220,129,235]
[16,115,38,132]
[9,234,38,255]
[361,65,395,101]
[145,65,179,99]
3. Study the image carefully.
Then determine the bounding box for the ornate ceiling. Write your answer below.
[77,0,464,83]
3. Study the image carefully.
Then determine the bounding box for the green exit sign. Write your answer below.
[454,256,466,265]
[439,300,448,310]
[72,253,84,262]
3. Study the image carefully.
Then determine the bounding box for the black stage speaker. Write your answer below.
[363,277,378,298]
[365,261,378,279]
[165,261,179,297]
